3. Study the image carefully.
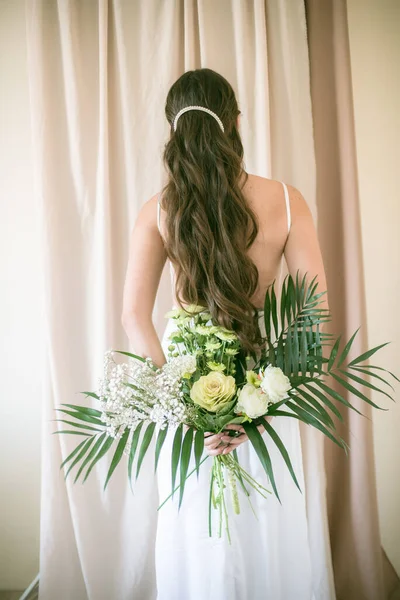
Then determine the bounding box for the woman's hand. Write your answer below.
[204,416,273,456]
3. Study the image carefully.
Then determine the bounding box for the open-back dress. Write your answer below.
[153,182,336,600]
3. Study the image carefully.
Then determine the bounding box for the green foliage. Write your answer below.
[55,270,397,524]
[179,428,194,508]
[154,426,168,473]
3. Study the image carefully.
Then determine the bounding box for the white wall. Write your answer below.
[347,0,400,576]
[0,0,42,590]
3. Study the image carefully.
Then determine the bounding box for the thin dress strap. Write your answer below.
[281,181,291,234]
[276,181,291,293]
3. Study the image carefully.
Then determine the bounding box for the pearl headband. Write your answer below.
[173,105,225,132]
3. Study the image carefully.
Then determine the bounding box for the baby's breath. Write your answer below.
[98,351,196,433]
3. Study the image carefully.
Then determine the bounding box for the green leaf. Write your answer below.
[336,327,360,368]
[63,402,102,416]
[243,423,280,503]
[264,289,271,339]
[285,401,346,450]
[128,422,143,485]
[307,290,327,304]
[276,335,284,369]
[64,436,96,479]
[349,365,395,390]
[78,392,100,402]
[315,324,323,375]
[53,430,92,436]
[359,364,400,383]
[224,416,247,425]
[295,388,335,429]
[232,448,250,497]
[74,433,106,483]
[216,398,236,416]
[179,428,194,508]
[293,321,299,377]
[114,350,146,362]
[291,393,334,429]
[289,275,297,318]
[217,414,238,429]
[330,372,386,410]
[194,429,204,478]
[338,368,394,401]
[314,379,363,415]
[171,424,183,498]
[295,270,301,309]
[268,409,303,421]
[104,428,130,489]
[303,383,344,422]
[300,272,307,307]
[260,418,301,492]
[300,325,307,376]
[271,284,279,340]
[305,274,319,303]
[286,276,295,325]
[56,409,104,427]
[136,422,156,479]
[347,342,390,367]
[154,426,168,473]
[300,308,330,316]
[280,278,287,330]
[53,419,102,433]
[60,438,90,470]
[83,434,115,482]
[284,324,292,376]
[267,338,276,366]
[157,455,210,512]
[308,326,315,378]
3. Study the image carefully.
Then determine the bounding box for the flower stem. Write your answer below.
[209,466,215,537]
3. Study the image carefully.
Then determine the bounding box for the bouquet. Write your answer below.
[55,273,398,541]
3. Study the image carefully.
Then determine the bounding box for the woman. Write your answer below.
[121,68,335,599]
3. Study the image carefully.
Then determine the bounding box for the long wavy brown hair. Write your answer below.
[161,68,262,351]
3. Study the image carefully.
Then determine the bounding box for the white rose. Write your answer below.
[235,384,269,419]
[260,365,291,403]
[167,355,197,378]
[179,355,197,377]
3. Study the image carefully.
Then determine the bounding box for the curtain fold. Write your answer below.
[305,1,399,598]
[25,1,392,598]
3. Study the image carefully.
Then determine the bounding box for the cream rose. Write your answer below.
[190,371,236,412]
[235,383,269,419]
[260,365,291,403]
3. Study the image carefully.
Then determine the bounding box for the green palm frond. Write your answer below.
[54,269,397,519]
[257,270,397,495]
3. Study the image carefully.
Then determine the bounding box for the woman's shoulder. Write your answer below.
[245,173,300,195]
[244,173,281,191]
[245,175,309,215]
[128,193,162,236]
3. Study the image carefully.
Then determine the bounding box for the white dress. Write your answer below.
[154,183,336,600]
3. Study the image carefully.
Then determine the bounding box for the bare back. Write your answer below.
[240,175,291,308]
[122,173,328,365]
[157,174,298,310]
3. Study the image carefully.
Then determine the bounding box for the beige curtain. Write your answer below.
[305,2,399,599]
[25,0,393,598]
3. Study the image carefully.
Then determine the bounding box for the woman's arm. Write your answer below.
[284,185,329,312]
[121,195,168,368]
